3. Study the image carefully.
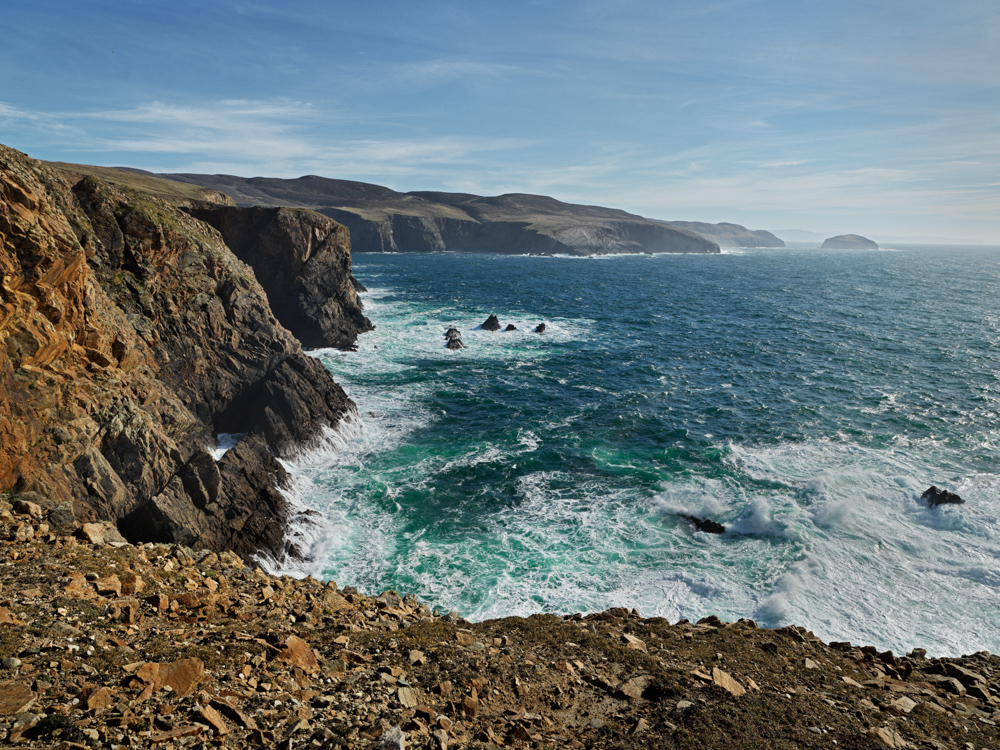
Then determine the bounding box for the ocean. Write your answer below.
[274,244,1000,658]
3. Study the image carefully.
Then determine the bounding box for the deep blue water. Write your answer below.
[278,245,1000,657]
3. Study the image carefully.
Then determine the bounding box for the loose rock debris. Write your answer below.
[0,499,997,749]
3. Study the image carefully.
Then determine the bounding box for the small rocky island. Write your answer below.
[821,234,879,250]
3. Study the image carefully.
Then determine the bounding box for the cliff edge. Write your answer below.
[0,145,359,561]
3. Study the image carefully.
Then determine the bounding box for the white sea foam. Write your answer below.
[209,432,244,460]
[270,262,1000,657]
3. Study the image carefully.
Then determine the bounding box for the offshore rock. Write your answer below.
[187,206,373,350]
[534,323,546,333]
[504,323,517,332]
[0,144,353,561]
[680,514,726,534]
[481,314,501,331]
[922,486,964,507]
[820,234,879,250]
[446,338,465,350]
[445,327,462,340]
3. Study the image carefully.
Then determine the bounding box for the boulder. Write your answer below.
[446,339,465,350]
[922,486,964,507]
[481,315,501,331]
[444,328,462,340]
[534,323,546,333]
[504,324,517,332]
[679,514,725,534]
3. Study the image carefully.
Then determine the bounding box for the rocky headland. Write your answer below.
[148,174,723,256]
[660,221,784,249]
[821,235,879,250]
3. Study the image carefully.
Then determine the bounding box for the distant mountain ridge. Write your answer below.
[155,172,780,256]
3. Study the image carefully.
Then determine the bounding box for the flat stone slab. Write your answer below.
[0,682,35,715]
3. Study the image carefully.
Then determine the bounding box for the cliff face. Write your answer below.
[186,206,373,350]
[163,173,722,256]
[0,145,355,561]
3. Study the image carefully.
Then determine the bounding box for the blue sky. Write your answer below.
[2,0,998,242]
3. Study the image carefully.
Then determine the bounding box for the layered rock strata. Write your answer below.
[0,145,355,561]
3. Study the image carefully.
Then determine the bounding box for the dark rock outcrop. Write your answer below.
[922,486,964,507]
[820,234,879,250]
[680,514,726,534]
[445,327,461,340]
[504,324,517,332]
[534,323,546,333]
[0,145,355,561]
[186,206,373,350]
[445,338,465,350]
[481,314,501,331]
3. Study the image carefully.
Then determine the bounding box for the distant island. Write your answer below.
[143,172,783,257]
[821,234,879,249]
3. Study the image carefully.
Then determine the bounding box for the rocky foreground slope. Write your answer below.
[0,501,997,750]
[0,145,369,561]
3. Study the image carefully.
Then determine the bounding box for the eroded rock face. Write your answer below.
[187,206,372,350]
[0,145,353,561]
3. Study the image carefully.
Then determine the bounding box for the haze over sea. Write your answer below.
[276,245,1000,658]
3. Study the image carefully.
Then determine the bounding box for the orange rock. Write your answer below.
[711,667,746,697]
[85,686,116,711]
[137,658,205,698]
[198,705,229,735]
[277,635,319,675]
[0,607,25,626]
[0,682,35,716]
[93,574,122,597]
[120,572,145,595]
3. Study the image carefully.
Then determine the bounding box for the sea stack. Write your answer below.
[481,314,501,331]
[820,234,878,250]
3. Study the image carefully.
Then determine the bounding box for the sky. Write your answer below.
[2,0,999,243]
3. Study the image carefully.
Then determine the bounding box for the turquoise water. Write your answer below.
[280,245,1000,657]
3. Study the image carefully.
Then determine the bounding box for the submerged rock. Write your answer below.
[481,314,501,331]
[679,514,725,534]
[922,486,964,507]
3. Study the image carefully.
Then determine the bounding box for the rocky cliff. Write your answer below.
[185,206,373,350]
[0,145,360,562]
[159,174,722,256]
[663,221,785,249]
